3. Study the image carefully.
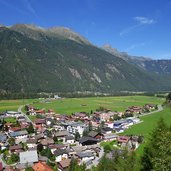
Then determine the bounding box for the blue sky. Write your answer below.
[0,0,171,59]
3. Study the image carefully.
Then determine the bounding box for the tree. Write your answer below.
[103,144,112,153]
[11,153,19,163]
[15,120,20,127]
[27,123,34,134]
[25,167,34,171]
[8,137,15,146]
[75,132,80,141]
[37,143,43,152]
[89,121,93,131]
[83,130,89,136]
[141,118,170,171]
[166,92,171,103]
[69,158,78,171]
[53,136,58,143]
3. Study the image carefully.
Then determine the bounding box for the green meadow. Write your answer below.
[32,96,164,114]
[0,99,36,112]
[122,107,171,156]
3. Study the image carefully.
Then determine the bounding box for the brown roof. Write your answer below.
[34,119,46,124]
[40,138,54,146]
[59,159,71,168]
[9,144,23,151]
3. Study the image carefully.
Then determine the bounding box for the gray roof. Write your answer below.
[55,130,70,137]
[19,150,38,164]
[0,133,7,142]
[88,131,100,137]
[54,149,68,156]
[9,130,28,137]
[66,136,74,140]
[77,151,94,158]
[79,136,98,144]
[16,162,33,169]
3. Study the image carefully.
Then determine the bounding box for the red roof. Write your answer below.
[32,162,53,171]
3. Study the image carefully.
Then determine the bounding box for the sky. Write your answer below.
[0,0,171,59]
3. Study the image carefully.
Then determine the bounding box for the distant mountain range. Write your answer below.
[0,24,171,93]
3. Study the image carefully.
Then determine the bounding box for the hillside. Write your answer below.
[0,24,171,93]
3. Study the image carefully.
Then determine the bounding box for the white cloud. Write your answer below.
[134,16,156,24]
[120,16,156,36]
[23,0,38,18]
[125,42,146,52]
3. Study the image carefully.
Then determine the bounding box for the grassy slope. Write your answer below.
[122,107,171,156]
[32,96,164,114]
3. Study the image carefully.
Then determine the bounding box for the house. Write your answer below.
[76,151,95,163]
[88,131,103,140]
[9,144,23,153]
[35,109,45,115]
[26,138,37,149]
[17,116,27,122]
[34,119,46,129]
[55,130,70,142]
[5,111,21,117]
[0,133,7,143]
[79,136,99,146]
[105,122,114,129]
[117,136,130,147]
[32,161,53,171]
[46,117,54,126]
[58,159,71,171]
[9,130,28,139]
[47,109,55,115]
[40,137,54,147]
[103,133,118,141]
[49,144,66,154]
[3,166,19,171]
[65,136,75,144]
[71,145,87,153]
[0,133,7,150]
[64,121,88,137]
[102,127,113,134]
[54,149,68,162]
[19,150,38,164]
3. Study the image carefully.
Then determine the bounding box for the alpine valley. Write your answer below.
[0,24,171,93]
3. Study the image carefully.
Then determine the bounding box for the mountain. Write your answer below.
[11,24,91,45]
[0,24,171,93]
[102,44,171,74]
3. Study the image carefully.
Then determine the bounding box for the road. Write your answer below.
[18,105,33,124]
[139,104,163,118]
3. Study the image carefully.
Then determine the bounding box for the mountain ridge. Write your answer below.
[0,24,171,93]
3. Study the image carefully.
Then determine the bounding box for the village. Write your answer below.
[0,99,158,171]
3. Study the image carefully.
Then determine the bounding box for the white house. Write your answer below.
[54,149,68,162]
[65,136,75,144]
[65,122,88,137]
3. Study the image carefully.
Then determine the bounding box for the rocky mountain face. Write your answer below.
[0,24,171,93]
[102,44,171,74]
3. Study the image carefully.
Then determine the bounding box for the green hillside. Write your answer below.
[0,25,171,94]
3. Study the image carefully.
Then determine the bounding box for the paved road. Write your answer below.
[139,104,163,118]
[18,105,33,124]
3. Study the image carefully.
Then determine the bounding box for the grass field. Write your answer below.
[31,96,164,114]
[122,107,171,156]
[0,99,38,112]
